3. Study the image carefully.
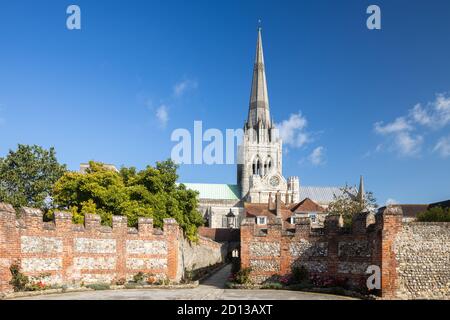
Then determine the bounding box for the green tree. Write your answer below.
[327,185,378,228]
[53,159,204,241]
[0,144,67,209]
[417,206,450,222]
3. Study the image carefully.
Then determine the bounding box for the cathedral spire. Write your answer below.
[357,175,365,204]
[247,25,271,128]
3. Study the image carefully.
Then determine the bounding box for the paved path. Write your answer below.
[12,265,354,300]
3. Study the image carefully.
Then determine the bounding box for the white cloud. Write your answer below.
[308,146,326,166]
[276,112,310,148]
[374,92,450,157]
[374,118,422,156]
[386,198,399,206]
[410,104,432,126]
[409,93,450,128]
[156,105,169,127]
[433,135,450,158]
[173,79,198,97]
[374,117,412,135]
[395,132,423,156]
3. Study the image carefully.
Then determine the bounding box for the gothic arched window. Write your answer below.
[266,157,272,174]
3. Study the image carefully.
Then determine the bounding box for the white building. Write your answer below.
[183,27,361,229]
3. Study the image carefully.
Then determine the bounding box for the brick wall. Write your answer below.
[0,202,223,294]
[240,211,381,288]
[198,227,240,242]
[241,206,449,299]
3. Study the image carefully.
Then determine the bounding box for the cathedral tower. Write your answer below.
[238,26,299,203]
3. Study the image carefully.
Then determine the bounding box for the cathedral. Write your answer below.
[184,27,361,229]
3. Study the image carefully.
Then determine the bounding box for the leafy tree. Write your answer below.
[0,144,67,209]
[53,159,204,241]
[327,185,378,228]
[417,206,450,222]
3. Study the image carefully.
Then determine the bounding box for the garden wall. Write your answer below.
[240,211,381,289]
[178,236,227,276]
[240,206,450,299]
[393,222,450,299]
[0,202,224,294]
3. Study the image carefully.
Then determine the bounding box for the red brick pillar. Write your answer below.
[324,215,340,277]
[239,218,255,270]
[380,206,403,299]
[55,211,74,285]
[163,219,180,282]
[0,203,19,294]
[113,215,128,282]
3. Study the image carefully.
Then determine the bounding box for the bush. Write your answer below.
[146,274,157,285]
[52,159,204,241]
[261,282,283,290]
[417,207,450,222]
[114,278,126,286]
[133,272,146,284]
[86,283,111,290]
[233,268,252,285]
[9,265,53,292]
[9,264,29,292]
[155,276,170,286]
[291,266,310,284]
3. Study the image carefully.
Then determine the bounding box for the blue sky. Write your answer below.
[0,0,449,205]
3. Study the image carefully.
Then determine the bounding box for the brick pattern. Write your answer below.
[242,206,450,299]
[241,212,381,288]
[0,204,182,293]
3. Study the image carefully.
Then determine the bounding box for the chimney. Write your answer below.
[275,192,282,217]
[268,192,273,210]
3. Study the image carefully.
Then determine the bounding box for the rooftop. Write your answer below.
[299,186,357,205]
[183,183,354,205]
[181,183,241,200]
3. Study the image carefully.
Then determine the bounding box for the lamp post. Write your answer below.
[226,209,236,229]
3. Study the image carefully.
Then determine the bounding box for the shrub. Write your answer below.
[310,275,349,289]
[114,278,126,286]
[133,272,146,284]
[124,283,138,289]
[27,281,50,291]
[417,207,450,222]
[261,282,283,290]
[9,264,29,292]
[183,268,194,283]
[155,276,170,286]
[146,274,157,285]
[233,267,252,285]
[86,283,111,290]
[291,266,310,284]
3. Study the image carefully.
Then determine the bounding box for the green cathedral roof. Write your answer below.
[181,183,241,200]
